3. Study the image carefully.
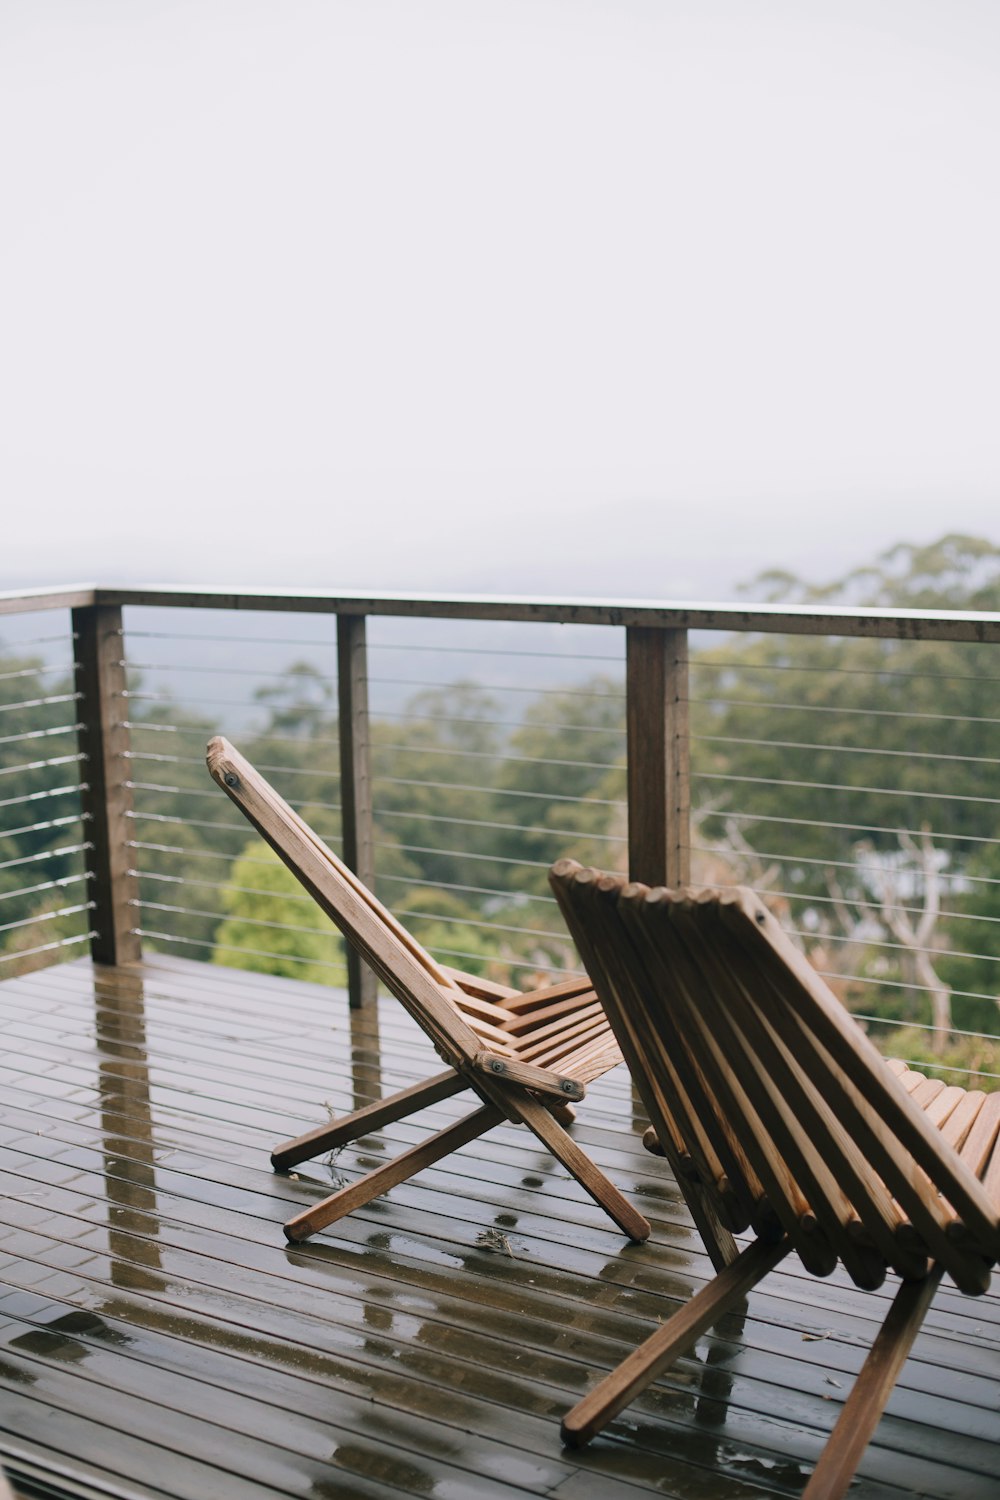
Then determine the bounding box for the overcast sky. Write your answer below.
[2,1,998,602]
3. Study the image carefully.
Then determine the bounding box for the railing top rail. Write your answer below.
[3,582,1000,643]
[0,585,96,618]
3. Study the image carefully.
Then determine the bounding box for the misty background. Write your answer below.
[2,0,999,601]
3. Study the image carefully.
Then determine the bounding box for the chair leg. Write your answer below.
[271,1069,466,1170]
[513,1092,652,1243]
[562,1236,790,1448]
[800,1265,943,1500]
[283,1103,503,1242]
[546,1100,576,1127]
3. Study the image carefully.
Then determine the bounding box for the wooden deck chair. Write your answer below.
[205,738,650,1245]
[549,860,1000,1500]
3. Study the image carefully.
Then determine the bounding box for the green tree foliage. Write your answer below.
[493,677,627,894]
[0,647,90,967]
[213,841,345,983]
[691,535,1000,1082]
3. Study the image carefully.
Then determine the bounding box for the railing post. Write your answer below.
[73,604,141,967]
[337,613,377,1008]
[626,626,690,887]
[624,624,737,1269]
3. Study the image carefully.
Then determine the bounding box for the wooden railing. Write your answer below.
[4,582,1000,1012]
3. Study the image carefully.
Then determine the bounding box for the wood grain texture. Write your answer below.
[72,603,141,966]
[337,613,377,1009]
[0,955,998,1500]
[90,584,1000,643]
[800,1267,944,1500]
[625,627,690,887]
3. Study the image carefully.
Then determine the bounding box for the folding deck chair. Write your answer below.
[205,738,650,1245]
[549,860,1000,1500]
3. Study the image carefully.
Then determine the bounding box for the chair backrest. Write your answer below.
[206,736,494,1070]
[549,860,1000,1295]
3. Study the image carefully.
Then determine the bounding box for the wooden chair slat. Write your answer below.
[922,1083,967,1130]
[981,1132,1000,1208]
[550,869,743,1252]
[718,892,1000,1256]
[440,966,520,1001]
[495,976,595,1017]
[617,887,823,1261]
[957,1091,1000,1180]
[938,1088,987,1151]
[669,899,910,1285]
[600,883,769,1234]
[910,1076,947,1109]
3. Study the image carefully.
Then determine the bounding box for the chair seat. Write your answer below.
[444,968,625,1087]
[886,1059,1000,1212]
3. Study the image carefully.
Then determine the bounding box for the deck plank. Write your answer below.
[1,956,998,1499]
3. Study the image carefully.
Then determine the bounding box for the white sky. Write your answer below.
[2,0,998,601]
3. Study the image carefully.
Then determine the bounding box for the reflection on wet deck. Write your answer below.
[0,956,998,1500]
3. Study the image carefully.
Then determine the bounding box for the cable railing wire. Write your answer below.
[368,675,624,701]
[691,657,1000,685]
[0,842,93,874]
[0,931,97,964]
[808,967,1000,1006]
[125,660,339,683]
[134,869,319,905]
[694,733,1000,769]
[132,858,563,909]
[371,805,621,844]
[695,769,1000,808]
[373,840,562,872]
[1,813,89,842]
[368,641,622,664]
[698,695,1000,728]
[402,908,570,944]
[0,902,95,937]
[0,784,88,814]
[125,721,349,756]
[133,899,343,941]
[373,741,625,772]
[784,925,1000,968]
[0,753,86,781]
[127,809,281,837]
[689,809,1000,849]
[0,662,78,684]
[134,928,348,974]
[0,694,82,716]
[123,626,622,665]
[0,723,83,750]
[0,632,77,648]
[372,709,625,737]
[120,689,340,716]
[376,871,558,906]
[127,840,280,866]
[688,842,1000,890]
[851,1013,1000,1043]
[0,875,89,907]
[707,880,1000,931]
[375,774,625,808]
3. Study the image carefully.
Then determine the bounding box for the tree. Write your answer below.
[691,534,1000,1078]
[212,841,344,983]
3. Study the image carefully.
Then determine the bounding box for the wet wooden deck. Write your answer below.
[0,956,997,1500]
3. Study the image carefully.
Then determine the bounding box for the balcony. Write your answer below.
[1,583,999,1500]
